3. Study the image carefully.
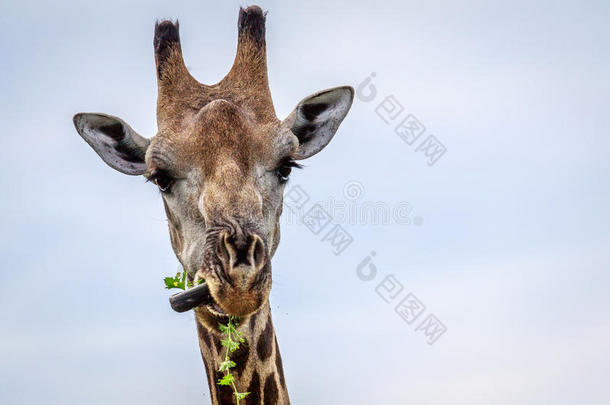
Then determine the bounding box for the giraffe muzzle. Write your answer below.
[206,230,271,316]
[168,227,271,315]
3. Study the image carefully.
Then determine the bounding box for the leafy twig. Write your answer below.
[164,270,204,290]
[163,271,246,402]
[218,316,250,403]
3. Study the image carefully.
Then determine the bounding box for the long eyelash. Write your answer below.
[282,157,303,169]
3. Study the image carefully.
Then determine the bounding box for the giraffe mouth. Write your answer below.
[206,302,229,316]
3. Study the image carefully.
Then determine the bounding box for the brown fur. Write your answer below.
[153,6,275,135]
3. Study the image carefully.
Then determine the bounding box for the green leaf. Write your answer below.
[235,392,250,400]
[163,277,175,289]
[219,360,236,372]
[163,275,184,290]
[221,339,240,352]
[163,271,193,290]
[218,374,234,386]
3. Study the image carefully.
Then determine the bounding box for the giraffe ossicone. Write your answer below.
[73,5,353,404]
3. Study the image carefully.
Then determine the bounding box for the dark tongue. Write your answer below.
[169,283,213,313]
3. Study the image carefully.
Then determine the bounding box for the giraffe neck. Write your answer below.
[194,301,289,405]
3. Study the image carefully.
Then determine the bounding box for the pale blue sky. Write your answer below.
[1,0,609,404]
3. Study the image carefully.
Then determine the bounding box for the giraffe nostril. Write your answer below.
[219,231,266,270]
[249,234,266,271]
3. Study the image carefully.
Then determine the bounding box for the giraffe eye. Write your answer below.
[276,157,302,184]
[277,165,292,183]
[149,170,174,193]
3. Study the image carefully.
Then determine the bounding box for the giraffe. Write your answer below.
[73,6,353,404]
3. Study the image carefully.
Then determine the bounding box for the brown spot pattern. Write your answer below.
[232,341,250,377]
[246,370,261,404]
[263,373,279,405]
[249,312,257,332]
[256,315,274,361]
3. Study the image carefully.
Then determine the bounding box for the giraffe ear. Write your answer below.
[73,113,150,175]
[284,86,354,160]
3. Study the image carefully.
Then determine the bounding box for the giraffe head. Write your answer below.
[73,6,353,322]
